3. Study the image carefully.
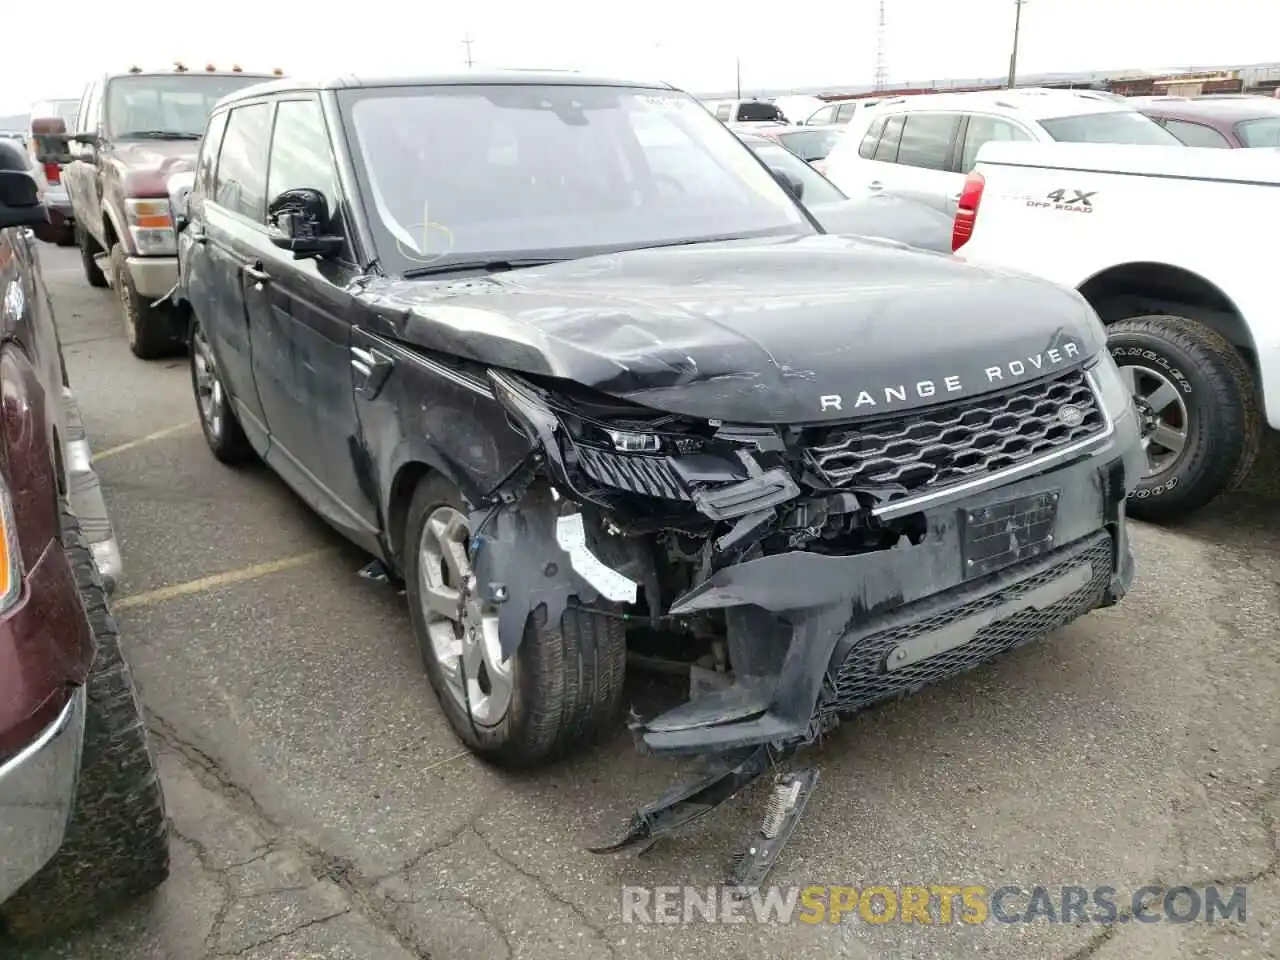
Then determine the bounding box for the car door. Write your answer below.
[242,96,379,547]
[954,113,1035,214]
[196,101,272,451]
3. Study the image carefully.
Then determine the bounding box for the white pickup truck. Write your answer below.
[954,140,1277,521]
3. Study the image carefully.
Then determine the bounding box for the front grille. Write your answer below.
[575,445,691,500]
[821,532,1112,718]
[807,368,1105,494]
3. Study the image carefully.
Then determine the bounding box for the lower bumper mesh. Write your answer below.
[821,531,1114,718]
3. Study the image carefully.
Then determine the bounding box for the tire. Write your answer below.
[1108,314,1261,522]
[76,223,107,288]
[189,313,253,464]
[404,475,627,768]
[0,507,169,938]
[55,226,77,247]
[109,244,174,361]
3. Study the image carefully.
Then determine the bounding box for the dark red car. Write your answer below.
[0,139,168,939]
[1129,94,1280,148]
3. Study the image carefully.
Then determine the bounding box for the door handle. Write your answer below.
[243,263,269,284]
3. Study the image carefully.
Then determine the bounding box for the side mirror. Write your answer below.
[770,167,805,202]
[0,171,51,230]
[31,117,73,165]
[71,138,97,163]
[267,188,343,259]
[167,171,196,232]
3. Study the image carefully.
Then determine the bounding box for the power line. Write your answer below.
[1007,0,1026,88]
[462,34,475,69]
[874,0,888,92]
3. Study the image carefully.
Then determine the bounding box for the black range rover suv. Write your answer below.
[167,71,1145,874]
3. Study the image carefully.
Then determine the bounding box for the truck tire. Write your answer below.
[404,475,627,768]
[76,224,107,288]
[0,508,169,938]
[1108,314,1261,522]
[110,244,173,361]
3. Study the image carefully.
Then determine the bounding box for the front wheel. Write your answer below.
[190,314,253,464]
[404,476,627,768]
[1108,314,1261,521]
[109,244,174,361]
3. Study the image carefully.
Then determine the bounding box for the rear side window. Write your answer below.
[895,113,961,170]
[1236,117,1280,147]
[836,102,861,123]
[1161,119,1231,148]
[807,105,837,125]
[960,114,1033,170]
[858,116,887,159]
[214,102,272,221]
[1038,110,1181,145]
[873,114,905,162]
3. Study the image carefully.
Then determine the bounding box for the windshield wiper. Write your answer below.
[116,130,202,140]
[399,259,564,279]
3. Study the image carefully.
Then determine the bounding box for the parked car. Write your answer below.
[27,101,81,246]
[61,64,282,359]
[736,131,954,252]
[0,139,167,938]
[731,122,844,163]
[171,70,1142,879]
[822,87,1183,216]
[1128,94,1280,147]
[802,97,882,126]
[953,138,1278,519]
[706,98,787,123]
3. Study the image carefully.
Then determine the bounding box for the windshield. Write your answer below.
[1039,109,1183,145]
[746,141,846,205]
[775,129,842,161]
[340,84,812,271]
[1236,117,1280,147]
[105,74,272,138]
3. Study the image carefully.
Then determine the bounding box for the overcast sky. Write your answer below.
[5,0,1279,113]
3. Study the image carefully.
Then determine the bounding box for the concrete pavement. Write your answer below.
[6,245,1279,959]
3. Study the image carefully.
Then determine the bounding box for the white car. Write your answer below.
[821,87,1182,216]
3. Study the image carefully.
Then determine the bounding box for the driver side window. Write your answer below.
[266,98,341,236]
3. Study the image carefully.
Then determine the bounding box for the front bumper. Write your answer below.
[637,417,1142,757]
[0,686,86,903]
[125,256,178,300]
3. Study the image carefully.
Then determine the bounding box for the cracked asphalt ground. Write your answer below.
[5,245,1279,960]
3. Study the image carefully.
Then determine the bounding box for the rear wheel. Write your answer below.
[1108,314,1261,521]
[0,508,170,937]
[190,314,253,464]
[76,224,107,288]
[404,476,627,768]
[110,244,173,361]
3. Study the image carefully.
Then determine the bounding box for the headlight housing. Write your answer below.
[124,198,177,256]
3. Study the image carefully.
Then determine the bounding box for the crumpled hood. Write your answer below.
[356,233,1106,424]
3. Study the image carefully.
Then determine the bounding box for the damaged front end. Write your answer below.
[474,357,1142,882]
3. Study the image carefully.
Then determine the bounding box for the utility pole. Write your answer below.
[735,56,742,99]
[1007,0,1025,89]
[874,0,888,92]
[462,34,474,69]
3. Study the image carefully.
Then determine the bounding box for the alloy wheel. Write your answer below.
[417,505,512,727]
[1120,363,1188,477]
[191,324,224,439]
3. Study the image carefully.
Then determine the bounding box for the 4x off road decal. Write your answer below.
[1027,188,1096,213]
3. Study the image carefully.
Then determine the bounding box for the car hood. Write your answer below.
[111,140,197,191]
[357,233,1105,424]
[808,196,955,254]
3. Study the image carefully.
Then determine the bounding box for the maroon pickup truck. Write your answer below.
[0,139,168,938]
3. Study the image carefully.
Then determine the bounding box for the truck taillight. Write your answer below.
[951,171,985,252]
[43,162,60,185]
